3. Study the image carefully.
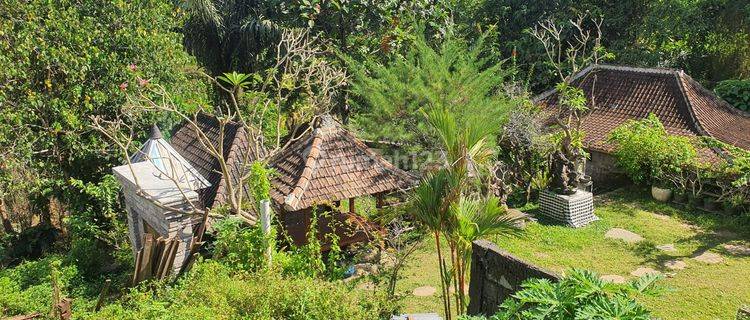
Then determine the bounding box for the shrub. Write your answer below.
[84,260,395,320]
[714,79,750,112]
[608,114,697,187]
[463,269,662,320]
[212,212,345,280]
[0,256,80,317]
[212,216,271,273]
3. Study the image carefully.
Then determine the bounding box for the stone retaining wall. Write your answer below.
[467,240,559,316]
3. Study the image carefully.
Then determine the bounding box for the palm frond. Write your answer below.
[410,169,461,232]
[185,0,223,30]
[453,196,523,243]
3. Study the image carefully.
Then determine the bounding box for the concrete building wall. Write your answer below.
[120,181,195,275]
[586,150,629,192]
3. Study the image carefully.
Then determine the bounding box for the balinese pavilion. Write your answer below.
[268,115,415,248]
[115,113,415,258]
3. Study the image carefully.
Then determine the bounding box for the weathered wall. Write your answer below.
[118,178,195,275]
[586,150,629,192]
[467,240,559,316]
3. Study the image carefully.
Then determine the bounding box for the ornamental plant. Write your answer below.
[463,269,663,320]
[608,114,697,187]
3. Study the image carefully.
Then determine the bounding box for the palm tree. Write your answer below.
[423,107,496,178]
[450,195,523,310]
[182,0,282,75]
[410,106,522,316]
[410,169,461,319]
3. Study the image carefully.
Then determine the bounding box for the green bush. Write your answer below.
[715,79,750,112]
[608,114,697,187]
[212,212,345,280]
[83,260,395,320]
[462,269,662,320]
[212,217,271,273]
[0,256,80,317]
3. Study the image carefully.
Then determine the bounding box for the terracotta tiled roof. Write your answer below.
[170,113,263,209]
[269,115,415,211]
[534,64,750,161]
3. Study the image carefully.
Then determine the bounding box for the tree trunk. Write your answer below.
[434,231,451,320]
[0,197,14,234]
[451,245,460,315]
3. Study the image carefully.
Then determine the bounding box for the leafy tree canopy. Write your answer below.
[346,31,521,157]
[0,0,210,184]
[0,0,211,263]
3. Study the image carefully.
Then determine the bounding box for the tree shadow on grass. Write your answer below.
[595,187,750,269]
[625,219,748,270]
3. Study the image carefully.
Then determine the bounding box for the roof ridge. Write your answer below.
[595,64,680,75]
[679,72,750,118]
[212,124,245,206]
[284,129,324,210]
[672,71,709,137]
[532,63,686,103]
[532,64,595,103]
[676,72,749,157]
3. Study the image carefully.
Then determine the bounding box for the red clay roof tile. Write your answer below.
[269,115,415,211]
[534,64,750,162]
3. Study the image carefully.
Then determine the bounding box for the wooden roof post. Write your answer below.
[349,198,355,214]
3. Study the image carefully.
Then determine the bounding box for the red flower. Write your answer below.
[137,77,150,87]
[128,63,137,72]
[119,82,128,92]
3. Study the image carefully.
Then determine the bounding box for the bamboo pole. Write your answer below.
[260,199,272,268]
[94,279,111,312]
[131,248,143,285]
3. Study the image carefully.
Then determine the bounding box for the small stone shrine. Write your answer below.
[112,125,210,275]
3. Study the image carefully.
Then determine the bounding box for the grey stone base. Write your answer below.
[539,190,597,227]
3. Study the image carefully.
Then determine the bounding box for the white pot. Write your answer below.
[651,186,673,202]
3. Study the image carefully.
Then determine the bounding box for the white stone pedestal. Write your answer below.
[539,190,596,227]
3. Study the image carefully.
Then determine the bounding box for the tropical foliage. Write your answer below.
[0,0,209,274]
[460,269,663,320]
[410,100,523,318]
[609,114,697,187]
[715,79,750,112]
[0,0,747,318]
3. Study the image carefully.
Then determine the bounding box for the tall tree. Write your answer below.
[182,0,283,75]
[0,0,210,226]
[347,32,518,162]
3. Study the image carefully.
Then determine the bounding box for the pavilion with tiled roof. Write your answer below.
[268,115,415,247]
[534,64,750,185]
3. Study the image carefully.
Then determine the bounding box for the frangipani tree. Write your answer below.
[92,29,346,233]
[530,14,610,195]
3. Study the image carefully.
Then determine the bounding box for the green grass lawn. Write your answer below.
[397,187,750,319]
